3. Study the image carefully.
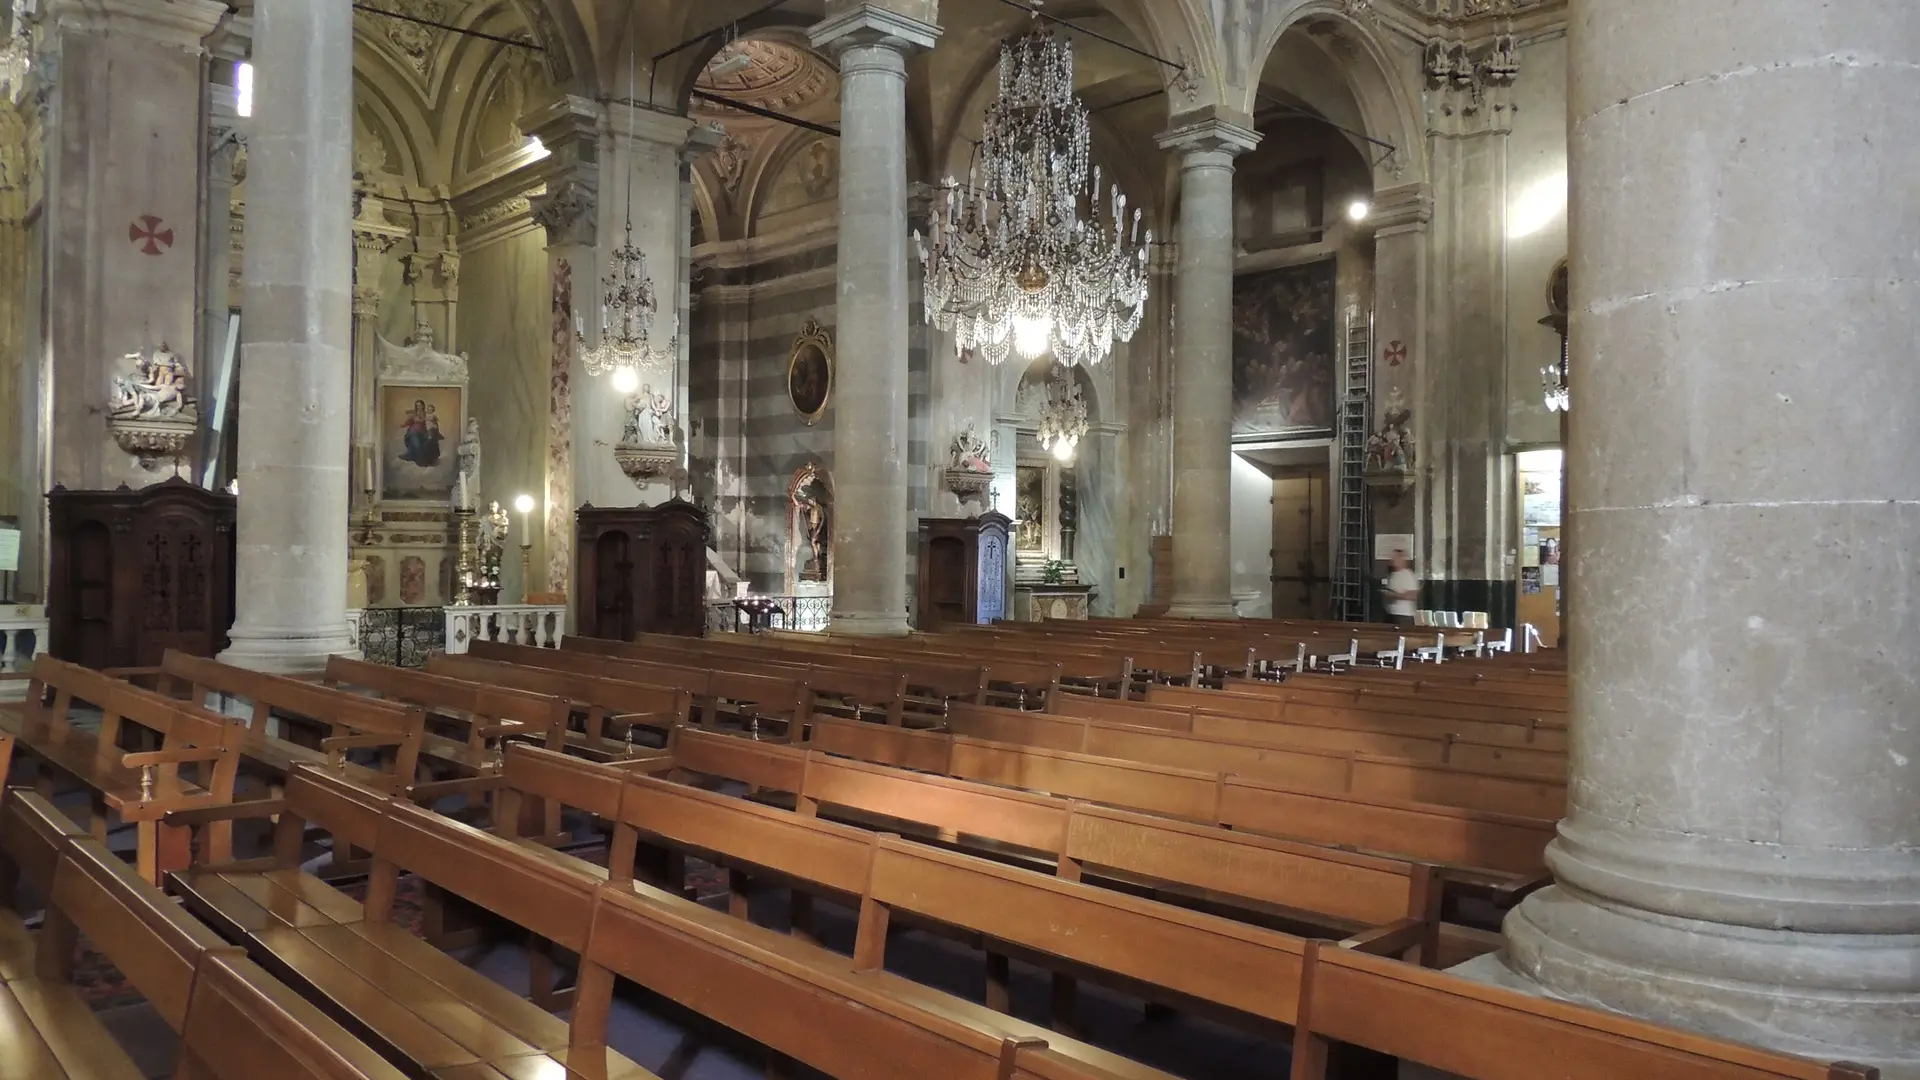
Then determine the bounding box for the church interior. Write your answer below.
[0,1,1912,1078]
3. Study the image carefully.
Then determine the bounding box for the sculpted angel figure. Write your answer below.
[453,416,482,509]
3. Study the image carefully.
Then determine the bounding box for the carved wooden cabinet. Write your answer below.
[575,500,710,640]
[47,478,237,668]
[915,512,1010,629]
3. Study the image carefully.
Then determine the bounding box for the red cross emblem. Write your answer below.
[129,215,174,256]
[1384,340,1408,366]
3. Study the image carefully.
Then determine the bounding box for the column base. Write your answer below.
[1505,885,1920,1078]
[827,610,911,638]
[219,623,357,675]
[1162,596,1238,619]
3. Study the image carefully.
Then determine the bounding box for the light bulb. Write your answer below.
[513,494,536,515]
[1052,438,1075,463]
[1347,199,1371,222]
[610,366,640,394]
[1012,313,1053,359]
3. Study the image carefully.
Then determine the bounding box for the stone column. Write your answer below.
[524,95,600,600]
[1503,5,1920,1074]
[41,0,227,489]
[219,0,354,672]
[1155,110,1258,619]
[809,4,939,637]
[198,18,247,481]
[1368,183,1431,559]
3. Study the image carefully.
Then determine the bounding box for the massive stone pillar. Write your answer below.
[219,0,354,672]
[1155,110,1258,619]
[809,4,939,637]
[41,0,227,489]
[1503,5,1920,1074]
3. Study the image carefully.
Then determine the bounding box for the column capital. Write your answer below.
[1156,107,1260,161]
[204,12,251,63]
[46,0,228,50]
[808,3,941,57]
[530,177,597,250]
[605,102,696,153]
[1369,181,1432,233]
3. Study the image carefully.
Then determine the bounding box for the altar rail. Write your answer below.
[705,595,832,635]
[0,605,48,700]
[444,604,566,655]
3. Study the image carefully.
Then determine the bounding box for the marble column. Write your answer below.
[1155,111,1258,619]
[1503,5,1920,1074]
[41,0,227,489]
[809,5,939,637]
[524,95,600,599]
[1368,183,1431,550]
[219,0,354,672]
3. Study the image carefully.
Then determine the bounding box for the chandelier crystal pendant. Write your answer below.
[915,10,1151,367]
[1541,337,1570,412]
[1036,369,1089,462]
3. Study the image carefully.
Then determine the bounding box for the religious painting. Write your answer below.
[378,383,464,502]
[788,317,833,425]
[1231,259,1337,437]
[1014,465,1046,552]
[789,464,833,584]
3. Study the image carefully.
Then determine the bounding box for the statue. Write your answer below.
[1366,397,1415,473]
[454,416,482,510]
[109,344,196,422]
[949,420,994,473]
[621,384,674,446]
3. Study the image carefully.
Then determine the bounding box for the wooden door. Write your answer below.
[1270,469,1330,619]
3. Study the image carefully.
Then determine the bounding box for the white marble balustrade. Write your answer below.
[444,605,566,655]
[0,605,48,701]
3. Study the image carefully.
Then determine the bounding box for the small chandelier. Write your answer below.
[1036,370,1088,462]
[1541,349,1570,412]
[915,10,1150,367]
[577,230,675,395]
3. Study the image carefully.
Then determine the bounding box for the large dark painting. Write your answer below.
[1232,259,1337,436]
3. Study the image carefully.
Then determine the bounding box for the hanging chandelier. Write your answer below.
[1541,348,1570,413]
[577,230,676,395]
[1036,370,1088,462]
[915,11,1150,367]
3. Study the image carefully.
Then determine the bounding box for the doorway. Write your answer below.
[1270,466,1331,619]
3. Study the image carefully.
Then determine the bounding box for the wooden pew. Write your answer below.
[568,633,924,728]
[1289,942,1876,1080]
[634,631,990,712]
[0,789,405,1080]
[471,639,814,740]
[138,649,424,796]
[0,656,245,883]
[172,763,1180,1080]
[508,745,1400,1046]
[424,651,692,756]
[166,766,659,1078]
[318,654,571,763]
[940,701,1567,819]
[799,714,1555,885]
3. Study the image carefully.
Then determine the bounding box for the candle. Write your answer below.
[363,454,374,495]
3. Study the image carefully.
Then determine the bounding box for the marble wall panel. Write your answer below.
[459,227,549,602]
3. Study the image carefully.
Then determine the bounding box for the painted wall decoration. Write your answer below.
[379,384,464,501]
[787,317,833,424]
[1231,259,1337,436]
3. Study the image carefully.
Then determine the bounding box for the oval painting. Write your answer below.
[788,318,833,424]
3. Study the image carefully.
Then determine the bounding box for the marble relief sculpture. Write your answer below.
[614,384,679,489]
[108,343,200,469]
[453,415,482,510]
[943,419,997,508]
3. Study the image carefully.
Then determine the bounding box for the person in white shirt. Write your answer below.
[1384,548,1419,626]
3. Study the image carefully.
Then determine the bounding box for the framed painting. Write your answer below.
[788,317,833,424]
[374,331,469,505]
[1231,259,1337,438]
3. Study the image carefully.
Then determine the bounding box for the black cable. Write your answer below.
[687,90,839,138]
[352,3,542,51]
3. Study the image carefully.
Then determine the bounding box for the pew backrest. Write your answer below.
[178,953,410,1080]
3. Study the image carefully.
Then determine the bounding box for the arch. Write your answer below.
[351,47,434,183]
[1242,3,1427,186]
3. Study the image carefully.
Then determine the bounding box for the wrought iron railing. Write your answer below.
[705,595,832,634]
[353,606,447,668]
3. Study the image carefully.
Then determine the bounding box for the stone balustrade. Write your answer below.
[0,605,48,701]
[444,604,566,655]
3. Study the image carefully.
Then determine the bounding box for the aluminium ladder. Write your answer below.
[1331,307,1373,621]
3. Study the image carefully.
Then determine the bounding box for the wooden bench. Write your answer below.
[1,655,245,883]
[424,651,692,757]
[799,714,1555,889]
[0,788,405,1080]
[165,766,660,1079]
[318,654,571,767]
[635,631,988,714]
[136,649,424,796]
[1289,941,1876,1080]
[172,763,1178,1080]
[940,700,1568,818]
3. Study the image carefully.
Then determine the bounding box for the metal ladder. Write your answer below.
[1331,307,1374,621]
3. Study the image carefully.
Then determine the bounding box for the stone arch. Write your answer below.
[351,50,433,183]
[1242,3,1427,186]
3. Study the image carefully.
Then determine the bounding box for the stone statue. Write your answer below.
[621,384,674,446]
[949,419,995,473]
[1366,395,1415,473]
[108,344,196,421]
[454,416,482,510]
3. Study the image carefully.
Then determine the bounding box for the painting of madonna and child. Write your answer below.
[1231,258,1337,438]
[380,384,463,502]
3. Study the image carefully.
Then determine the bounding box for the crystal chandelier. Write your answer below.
[577,230,676,395]
[1036,370,1088,462]
[915,12,1150,367]
[1541,337,1569,412]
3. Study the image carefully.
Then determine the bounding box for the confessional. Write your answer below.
[914,512,1011,629]
[574,500,710,640]
[46,478,237,667]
